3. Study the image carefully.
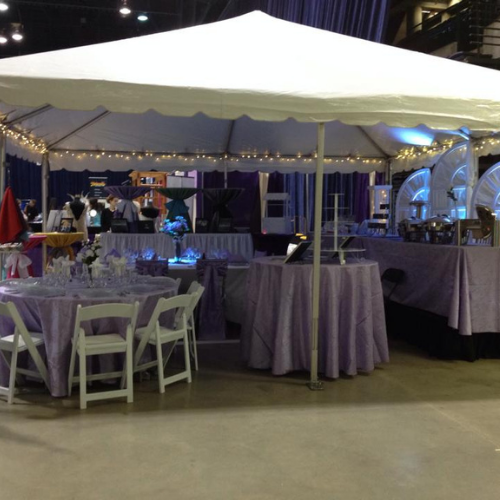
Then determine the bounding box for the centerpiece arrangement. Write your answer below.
[76,240,102,267]
[160,215,190,262]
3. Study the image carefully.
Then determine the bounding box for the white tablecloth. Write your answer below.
[241,257,388,378]
[100,233,254,262]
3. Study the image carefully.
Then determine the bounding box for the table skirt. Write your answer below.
[242,258,389,378]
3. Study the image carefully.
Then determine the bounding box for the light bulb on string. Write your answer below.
[11,23,23,42]
[0,2,8,12]
[119,0,132,16]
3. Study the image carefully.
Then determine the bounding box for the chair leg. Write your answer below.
[8,348,19,405]
[79,347,87,410]
[183,332,192,383]
[68,341,77,397]
[126,337,133,404]
[190,319,199,371]
[156,339,165,394]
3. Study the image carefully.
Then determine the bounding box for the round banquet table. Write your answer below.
[241,257,389,379]
[0,280,177,397]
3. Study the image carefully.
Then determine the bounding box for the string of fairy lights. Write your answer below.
[3,120,500,166]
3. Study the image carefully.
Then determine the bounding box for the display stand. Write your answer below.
[367,185,392,236]
[262,193,293,234]
[327,193,364,265]
[129,171,168,218]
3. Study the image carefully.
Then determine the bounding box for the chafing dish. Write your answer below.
[457,205,497,245]
[423,215,455,244]
[398,217,425,242]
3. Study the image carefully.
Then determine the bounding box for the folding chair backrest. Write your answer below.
[176,285,205,324]
[73,302,139,345]
[76,302,138,323]
[186,281,202,295]
[143,294,193,335]
[0,301,30,339]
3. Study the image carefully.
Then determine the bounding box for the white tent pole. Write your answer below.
[308,122,325,391]
[466,139,477,217]
[0,131,5,199]
[41,152,49,232]
[224,163,228,188]
[305,173,310,233]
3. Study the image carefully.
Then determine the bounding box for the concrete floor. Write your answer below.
[1,340,500,500]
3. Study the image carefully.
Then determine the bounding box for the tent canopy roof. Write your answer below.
[0,11,497,172]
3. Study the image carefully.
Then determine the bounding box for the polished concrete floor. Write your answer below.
[1,340,500,500]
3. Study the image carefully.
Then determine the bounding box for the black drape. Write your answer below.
[7,154,131,208]
[219,0,390,42]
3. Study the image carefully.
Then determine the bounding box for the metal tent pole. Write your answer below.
[0,131,5,199]
[0,132,6,279]
[41,152,49,232]
[308,122,325,391]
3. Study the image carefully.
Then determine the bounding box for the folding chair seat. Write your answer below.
[68,302,139,409]
[0,302,49,404]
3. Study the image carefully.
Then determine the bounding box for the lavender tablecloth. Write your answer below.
[100,233,254,262]
[241,257,388,378]
[0,284,176,397]
[357,237,500,336]
[168,263,249,324]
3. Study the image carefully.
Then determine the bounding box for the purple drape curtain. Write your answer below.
[219,0,390,42]
[196,172,259,229]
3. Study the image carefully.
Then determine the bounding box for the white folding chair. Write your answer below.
[0,302,49,404]
[68,301,139,410]
[132,294,192,393]
[177,282,205,371]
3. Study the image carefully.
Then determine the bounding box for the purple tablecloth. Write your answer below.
[357,237,500,336]
[135,260,169,277]
[241,257,388,378]
[0,284,176,397]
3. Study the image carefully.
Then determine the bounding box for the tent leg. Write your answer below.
[0,132,5,280]
[41,152,49,232]
[308,123,325,391]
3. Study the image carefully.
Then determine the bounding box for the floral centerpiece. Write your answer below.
[76,240,102,266]
[160,216,190,262]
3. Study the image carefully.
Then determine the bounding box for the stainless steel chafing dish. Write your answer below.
[398,217,425,242]
[423,214,456,244]
[457,205,497,245]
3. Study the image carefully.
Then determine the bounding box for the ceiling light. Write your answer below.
[0,32,8,44]
[0,2,8,12]
[119,1,131,16]
[11,23,23,42]
[137,13,148,22]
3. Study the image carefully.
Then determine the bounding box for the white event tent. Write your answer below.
[1,11,500,386]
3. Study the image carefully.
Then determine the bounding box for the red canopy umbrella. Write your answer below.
[0,186,29,243]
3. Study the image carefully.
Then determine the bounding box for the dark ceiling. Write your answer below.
[0,0,400,58]
[0,0,234,58]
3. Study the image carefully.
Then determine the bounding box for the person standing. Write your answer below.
[101,195,119,232]
[24,199,39,221]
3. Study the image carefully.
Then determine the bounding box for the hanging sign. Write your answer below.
[89,177,107,198]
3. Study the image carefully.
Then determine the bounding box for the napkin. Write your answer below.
[90,260,105,278]
[61,259,75,277]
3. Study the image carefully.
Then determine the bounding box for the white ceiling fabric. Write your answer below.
[0,11,497,173]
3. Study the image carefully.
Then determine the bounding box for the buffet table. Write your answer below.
[100,233,254,262]
[358,237,500,337]
[241,257,388,378]
[0,279,177,397]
